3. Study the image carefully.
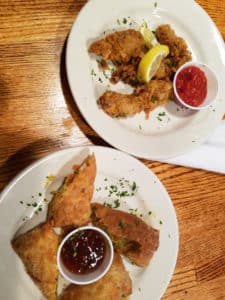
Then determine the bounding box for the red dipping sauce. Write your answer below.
[61,229,106,275]
[175,66,207,107]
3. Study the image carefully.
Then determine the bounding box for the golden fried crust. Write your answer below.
[60,252,132,300]
[89,29,146,63]
[12,223,59,300]
[91,203,159,267]
[155,24,191,76]
[98,80,172,118]
[98,91,143,117]
[48,154,96,227]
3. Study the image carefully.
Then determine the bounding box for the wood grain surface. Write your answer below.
[0,1,225,299]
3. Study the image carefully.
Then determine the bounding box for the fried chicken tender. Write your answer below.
[48,154,96,227]
[155,24,191,78]
[91,203,159,267]
[98,79,172,118]
[12,223,59,300]
[60,252,132,300]
[89,29,146,63]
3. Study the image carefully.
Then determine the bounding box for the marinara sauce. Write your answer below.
[61,229,106,274]
[175,66,207,107]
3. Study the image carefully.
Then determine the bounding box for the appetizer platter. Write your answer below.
[0,146,178,300]
[66,0,225,159]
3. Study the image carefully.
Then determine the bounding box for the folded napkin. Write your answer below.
[161,120,225,174]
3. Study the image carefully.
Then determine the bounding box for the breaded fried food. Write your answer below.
[89,29,146,63]
[91,203,159,267]
[48,154,96,227]
[155,24,191,77]
[98,79,172,118]
[12,223,59,300]
[110,57,140,86]
[60,252,132,300]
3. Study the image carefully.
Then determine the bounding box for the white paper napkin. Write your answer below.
[160,120,225,174]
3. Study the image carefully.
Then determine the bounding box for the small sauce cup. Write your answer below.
[57,226,114,285]
[173,61,218,110]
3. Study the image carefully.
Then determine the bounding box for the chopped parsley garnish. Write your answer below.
[103,202,113,208]
[159,220,163,225]
[123,18,127,24]
[113,199,120,208]
[98,77,103,83]
[139,124,142,130]
[151,96,157,103]
[148,211,152,215]
[20,201,24,204]
[157,116,163,121]
[169,59,177,67]
[119,221,126,230]
[91,69,97,76]
[103,71,109,79]
[38,192,42,197]
[129,208,138,215]
[135,220,140,226]
[138,287,142,292]
[158,112,166,117]
[119,191,129,197]
[96,178,139,205]
[131,181,137,191]
[117,19,121,25]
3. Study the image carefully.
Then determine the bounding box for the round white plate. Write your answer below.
[66,0,225,159]
[0,146,178,300]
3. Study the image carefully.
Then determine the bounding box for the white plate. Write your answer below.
[66,0,225,159]
[0,146,178,300]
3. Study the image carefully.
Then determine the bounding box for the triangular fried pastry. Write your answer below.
[48,154,96,227]
[91,203,159,267]
[12,223,59,300]
[60,252,132,300]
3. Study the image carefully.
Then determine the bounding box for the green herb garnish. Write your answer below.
[113,199,120,208]
[119,221,126,230]
[151,96,157,103]
[123,18,127,24]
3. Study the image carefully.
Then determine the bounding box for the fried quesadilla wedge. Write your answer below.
[12,223,59,300]
[60,252,132,300]
[91,203,159,267]
[48,154,96,227]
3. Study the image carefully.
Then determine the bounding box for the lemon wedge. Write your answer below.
[139,22,157,48]
[137,45,169,82]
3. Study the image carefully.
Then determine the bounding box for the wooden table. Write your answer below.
[0,1,225,299]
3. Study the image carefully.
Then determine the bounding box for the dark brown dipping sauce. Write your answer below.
[61,229,106,274]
